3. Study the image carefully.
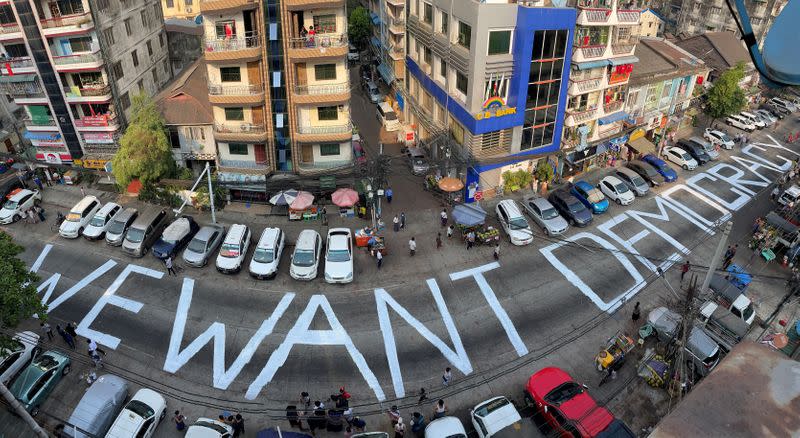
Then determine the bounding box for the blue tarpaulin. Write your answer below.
[608,56,639,66]
[574,59,609,70]
[598,111,629,125]
[370,36,380,48]
[370,12,381,25]
[452,203,487,226]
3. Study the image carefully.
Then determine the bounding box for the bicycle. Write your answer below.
[50,212,65,233]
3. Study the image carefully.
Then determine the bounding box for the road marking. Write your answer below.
[29,244,52,273]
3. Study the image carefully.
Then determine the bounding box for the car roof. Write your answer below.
[425,417,466,436]
[223,224,248,244]
[616,167,639,178]
[574,180,593,190]
[602,175,624,185]
[8,189,34,201]
[257,227,281,247]
[552,190,578,202]
[328,233,350,250]
[498,199,523,216]
[95,202,120,216]
[296,229,320,249]
[527,196,553,209]
[195,224,224,240]
[527,367,573,397]
[785,185,800,196]
[667,146,688,153]
[71,195,99,212]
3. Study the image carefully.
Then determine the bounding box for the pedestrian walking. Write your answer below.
[300,391,311,410]
[174,411,187,431]
[86,338,107,356]
[33,176,42,191]
[308,408,327,436]
[418,387,427,404]
[314,400,325,410]
[631,302,641,321]
[41,322,53,341]
[446,225,454,238]
[440,209,448,227]
[376,250,383,269]
[387,405,401,426]
[165,256,177,276]
[400,212,406,230]
[65,323,78,341]
[56,325,75,350]
[385,187,393,204]
[394,417,406,438]
[232,413,245,437]
[409,237,416,256]
[432,400,448,419]
[681,260,690,281]
[410,412,426,438]
[436,233,442,249]
[466,231,475,250]
[441,367,451,386]
[493,243,500,260]
[393,215,400,232]
[331,386,351,408]
[80,186,86,197]
[321,206,328,226]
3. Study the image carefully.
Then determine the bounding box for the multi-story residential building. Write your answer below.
[0,0,171,169]
[559,0,641,178]
[638,8,663,37]
[404,0,576,201]
[365,0,406,92]
[161,0,198,20]
[657,0,787,40]
[200,0,352,202]
[624,37,708,157]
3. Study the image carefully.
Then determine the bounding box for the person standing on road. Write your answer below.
[466,231,475,250]
[87,338,107,357]
[493,243,500,260]
[387,405,401,426]
[394,417,405,438]
[376,250,383,269]
[393,215,400,232]
[80,186,86,197]
[410,412,426,438]
[56,325,75,350]
[65,323,78,343]
[681,260,690,281]
[436,233,442,249]
[385,187,393,204]
[631,302,641,322]
[90,350,104,368]
[165,256,177,276]
[174,411,186,431]
[232,413,245,438]
[41,322,53,341]
[400,212,406,230]
[432,400,448,419]
[408,237,416,256]
[321,206,328,226]
[440,209,448,227]
[33,176,42,191]
[772,186,781,201]
[447,224,454,238]
[300,391,311,410]
[441,367,451,386]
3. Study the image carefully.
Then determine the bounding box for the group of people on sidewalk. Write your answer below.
[285,387,369,437]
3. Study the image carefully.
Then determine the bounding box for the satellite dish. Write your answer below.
[761,0,800,85]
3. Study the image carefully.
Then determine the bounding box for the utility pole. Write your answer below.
[0,382,48,438]
[675,276,697,404]
[700,221,733,295]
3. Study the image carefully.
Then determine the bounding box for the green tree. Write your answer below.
[0,231,46,348]
[348,6,371,50]
[111,93,176,190]
[704,63,747,127]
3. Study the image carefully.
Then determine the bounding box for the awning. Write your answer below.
[628,136,656,155]
[598,111,629,125]
[0,74,36,83]
[370,36,380,48]
[608,56,639,66]
[574,59,610,71]
[377,63,394,84]
[452,203,486,226]
[370,12,380,25]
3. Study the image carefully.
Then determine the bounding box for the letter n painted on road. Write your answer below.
[375,279,472,398]
[246,295,385,401]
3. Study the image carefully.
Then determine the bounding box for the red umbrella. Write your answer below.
[331,188,359,207]
[289,191,315,210]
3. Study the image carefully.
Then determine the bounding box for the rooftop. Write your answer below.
[674,31,753,73]
[154,58,213,125]
[628,37,709,86]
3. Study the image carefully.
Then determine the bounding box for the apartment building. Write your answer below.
[560,0,641,178]
[365,0,406,88]
[657,0,787,40]
[200,0,352,202]
[161,0,198,20]
[0,0,171,168]
[405,0,576,201]
[638,8,663,37]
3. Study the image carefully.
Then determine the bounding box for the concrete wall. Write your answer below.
[166,26,202,74]
[296,104,350,128]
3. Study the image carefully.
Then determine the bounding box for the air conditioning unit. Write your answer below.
[240,123,252,132]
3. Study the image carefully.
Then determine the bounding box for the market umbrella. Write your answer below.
[269,189,299,206]
[438,177,464,192]
[331,188,359,207]
[289,191,315,210]
[452,203,486,227]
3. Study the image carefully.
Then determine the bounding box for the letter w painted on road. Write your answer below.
[375,279,473,398]
[164,278,295,390]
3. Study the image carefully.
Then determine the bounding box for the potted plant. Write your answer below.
[535,160,554,195]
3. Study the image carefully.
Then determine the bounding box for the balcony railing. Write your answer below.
[289,33,348,50]
[40,12,92,29]
[570,77,603,93]
[617,10,641,22]
[603,100,623,113]
[1,57,33,69]
[294,82,350,95]
[205,34,260,52]
[52,51,101,65]
[219,159,268,169]
[0,22,20,34]
[297,122,352,135]
[1,82,44,97]
[578,45,607,58]
[208,83,263,95]
[74,114,117,127]
[214,123,266,134]
[581,8,612,22]
[63,84,111,97]
[298,159,353,170]
[568,107,598,124]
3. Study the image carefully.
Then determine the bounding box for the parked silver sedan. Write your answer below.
[521,195,568,236]
[182,224,226,267]
[614,167,650,197]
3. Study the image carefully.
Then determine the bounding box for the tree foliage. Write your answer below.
[704,63,747,124]
[502,169,533,193]
[0,231,45,348]
[112,93,176,190]
[348,6,371,50]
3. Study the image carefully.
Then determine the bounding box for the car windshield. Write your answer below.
[541,207,560,220]
[196,421,229,435]
[509,216,528,230]
[89,216,105,227]
[615,183,630,193]
[631,175,646,186]
[107,220,126,235]
[126,228,145,243]
[720,133,731,142]
[33,354,58,370]
[568,200,584,213]
[544,381,584,405]
[474,397,511,417]
[327,249,350,262]
[161,237,178,245]
[293,249,316,267]
[680,152,692,161]
[125,400,155,419]
[385,111,398,121]
[3,200,18,210]
[253,247,275,263]
[219,243,240,258]
[743,304,755,322]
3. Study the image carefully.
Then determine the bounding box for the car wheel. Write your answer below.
[544,228,551,236]
[78,227,84,235]
[683,164,689,170]
[30,406,39,417]
[569,218,576,226]
[12,214,19,222]
[62,365,71,376]
[159,409,166,421]
[616,198,622,205]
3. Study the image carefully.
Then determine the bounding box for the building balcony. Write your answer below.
[23,117,59,131]
[199,0,256,13]
[207,83,265,105]
[568,76,605,95]
[2,81,46,103]
[284,0,345,10]
[576,8,614,25]
[389,17,405,35]
[63,84,112,103]
[204,35,261,62]
[52,51,103,71]
[386,0,404,5]
[606,70,631,85]
[218,158,269,170]
[287,34,348,60]
[573,44,608,62]
[3,57,36,74]
[297,158,353,173]
[616,9,641,23]
[292,82,351,105]
[214,123,268,142]
[73,114,119,131]
[603,100,624,114]
[40,12,93,37]
[295,121,352,143]
[610,40,637,56]
[565,107,599,127]
[0,22,23,41]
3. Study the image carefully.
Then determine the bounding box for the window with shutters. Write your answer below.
[112,61,123,79]
[314,64,336,81]
[317,106,338,121]
[319,143,340,156]
[120,92,130,110]
[103,28,115,46]
[481,131,501,151]
[141,10,149,28]
[146,41,153,57]
[124,18,132,36]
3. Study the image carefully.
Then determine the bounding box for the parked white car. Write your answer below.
[185,418,232,438]
[106,388,167,438]
[215,224,251,274]
[59,196,101,238]
[704,128,735,150]
[0,331,39,385]
[324,228,354,284]
[81,202,122,240]
[426,417,467,438]
[598,175,635,205]
[754,109,778,125]
[495,200,533,246]
[470,396,523,438]
[0,189,40,224]
[739,111,765,129]
[725,114,756,132]
[290,229,322,281]
[249,227,285,279]
[663,146,698,170]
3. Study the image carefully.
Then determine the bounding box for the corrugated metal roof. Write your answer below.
[154,58,213,125]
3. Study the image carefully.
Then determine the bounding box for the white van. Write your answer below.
[778,185,800,206]
[739,111,765,129]
[82,202,122,240]
[59,196,101,239]
[725,114,755,132]
[249,227,285,279]
[376,102,400,131]
[216,224,251,274]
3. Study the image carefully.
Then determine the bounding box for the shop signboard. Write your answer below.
[82,132,114,144]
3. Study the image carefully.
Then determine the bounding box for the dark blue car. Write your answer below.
[641,154,678,182]
[570,180,610,214]
[548,190,593,227]
[152,216,199,260]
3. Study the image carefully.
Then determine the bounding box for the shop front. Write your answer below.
[625,127,657,160]
[560,133,629,178]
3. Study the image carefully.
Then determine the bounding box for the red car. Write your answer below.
[524,367,633,437]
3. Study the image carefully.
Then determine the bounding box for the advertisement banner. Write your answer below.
[82,132,114,144]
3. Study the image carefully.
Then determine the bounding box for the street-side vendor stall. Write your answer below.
[331,188,359,217]
[451,203,500,245]
[354,227,387,255]
[288,191,317,220]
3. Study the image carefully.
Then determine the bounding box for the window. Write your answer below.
[166,0,173,7]
[423,46,432,65]
[103,28,115,46]
[455,70,468,95]
[225,107,244,121]
[112,61,123,79]
[152,68,158,84]
[488,30,512,55]
[521,29,568,151]
[215,21,236,39]
[158,32,164,47]
[185,0,192,4]
[140,10,149,28]
[70,36,92,52]
[439,58,447,78]
[137,79,144,91]
[457,21,471,49]
[124,18,132,36]
[228,143,248,155]
[131,50,138,67]
[120,92,130,110]
[220,67,241,82]
[440,11,448,34]
[319,143,340,156]
[450,116,464,144]
[317,106,338,121]
[314,64,336,80]
[313,14,336,33]
[423,2,433,25]
[146,40,153,57]
[4,44,26,58]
